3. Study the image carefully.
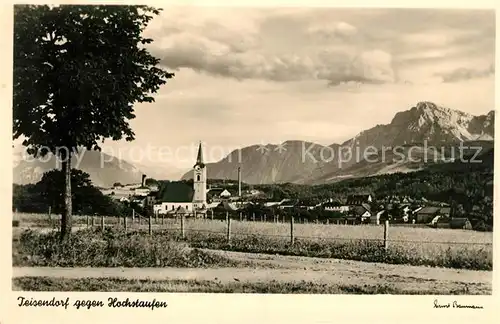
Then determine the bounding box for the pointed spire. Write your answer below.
[195,141,204,166]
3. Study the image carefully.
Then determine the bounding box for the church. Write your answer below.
[153,142,207,216]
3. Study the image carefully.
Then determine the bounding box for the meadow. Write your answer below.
[12,277,478,294]
[13,212,494,244]
[13,212,493,270]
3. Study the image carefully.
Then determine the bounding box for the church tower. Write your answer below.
[192,142,207,210]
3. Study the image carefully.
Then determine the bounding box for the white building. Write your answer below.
[134,188,150,197]
[154,142,207,216]
[220,189,231,198]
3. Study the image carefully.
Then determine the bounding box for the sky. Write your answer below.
[27,7,499,170]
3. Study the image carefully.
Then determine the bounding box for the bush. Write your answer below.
[473,220,493,232]
[13,228,241,268]
[14,227,492,271]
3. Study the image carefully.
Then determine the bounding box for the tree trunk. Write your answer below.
[60,154,72,241]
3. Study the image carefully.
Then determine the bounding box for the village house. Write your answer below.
[264,199,289,208]
[296,200,322,210]
[242,189,262,196]
[350,203,371,222]
[214,201,239,213]
[322,201,350,213]
[278,199,296,210]
[134,187,150,197]
[414,207,440,223]
[207,188,224,202]
[346,194,373,205]
[208,187,237,202]
[220,189,232,198]
[414,206,451,223]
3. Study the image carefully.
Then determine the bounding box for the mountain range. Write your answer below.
[13,101,495,186]
[12,148,186,188]
[180,101,495,184]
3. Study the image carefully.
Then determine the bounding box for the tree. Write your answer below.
[37,169,92,214]
[36,168,119,215]
[13,5,174,240]
[144,178,158,186]
[13,184,46,213]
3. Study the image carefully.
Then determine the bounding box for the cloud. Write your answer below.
[435,64,494,83]
[145,8,493,87]
[307,21,358,39]
[318,49,395,85]
[149,11,395,86]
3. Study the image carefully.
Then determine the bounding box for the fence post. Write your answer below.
[91,215,95,227]
[252,213,255,221]
[227,215,231,243]
[155,210,158,224]
[149,214,152,235]
[211,210,214,220]
[384,220,389,251]
[239,212,242,221]
[86,214,89,228]
[181,215,185,239]
[161,213,164,225]
[101,215,105,233]
[124,214,127,232]
[290,216,294,245]
[132,209,135,221]
[48,206,52,226]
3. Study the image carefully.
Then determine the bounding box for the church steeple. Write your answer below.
[195,141,204,167]
[193,141,207,211]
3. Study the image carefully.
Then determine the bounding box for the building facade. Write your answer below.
[192,142,207,211]
[153,142,207,216]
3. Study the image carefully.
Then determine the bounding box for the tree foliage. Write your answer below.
[13,169,120,215]
[13,5,173,239]
[13,5,173,152]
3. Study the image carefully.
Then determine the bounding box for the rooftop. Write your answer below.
[159,181,194,203]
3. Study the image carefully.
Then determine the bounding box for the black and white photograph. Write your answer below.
[10,4,494,296]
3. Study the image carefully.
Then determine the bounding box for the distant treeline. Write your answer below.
[219,149,494,230]
[13,169,133,216]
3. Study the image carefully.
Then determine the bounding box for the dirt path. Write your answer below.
[12,249,492,294]
[203,249,492,283]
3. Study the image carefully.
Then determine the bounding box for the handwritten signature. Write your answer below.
[434,299,483,309]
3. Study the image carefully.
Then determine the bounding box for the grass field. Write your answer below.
[13,212,493,244]
[12,212,493,271]
[12,276,480,294]
[13,221,493,270]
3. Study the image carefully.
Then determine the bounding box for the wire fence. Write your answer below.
[13,211,493,248]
